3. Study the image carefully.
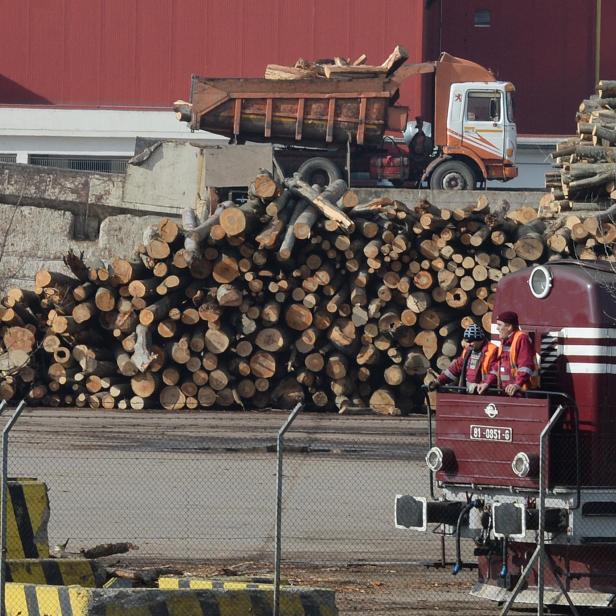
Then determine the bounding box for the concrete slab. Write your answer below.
[97,214,167,261]
[353,188,545,210]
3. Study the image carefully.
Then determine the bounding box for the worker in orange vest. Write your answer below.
[477,311,538,396]
[429,324,498,393]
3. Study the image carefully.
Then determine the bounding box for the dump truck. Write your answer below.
[174,52,518,190]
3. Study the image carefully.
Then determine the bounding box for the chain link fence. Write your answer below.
[0,402,612,615]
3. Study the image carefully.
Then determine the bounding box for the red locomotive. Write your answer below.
[396,260,616,609]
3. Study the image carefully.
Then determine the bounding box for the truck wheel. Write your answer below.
[429,160,475,190]
[297,157,343,187]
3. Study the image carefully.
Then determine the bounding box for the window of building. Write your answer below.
[474,9,491,27]
[466,91,501,122]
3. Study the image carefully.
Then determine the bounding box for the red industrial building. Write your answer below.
[0,0,611,134]
[0,0,611,184]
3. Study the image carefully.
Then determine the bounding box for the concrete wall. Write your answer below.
[354,189,543,210]
[122,141,202,216]
[0,202,163,291]
[0,142,276,229]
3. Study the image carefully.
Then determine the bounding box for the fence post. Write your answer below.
[273,403,303,616]
[0,400,25,616]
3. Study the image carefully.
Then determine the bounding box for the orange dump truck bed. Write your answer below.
[185,73,410,147]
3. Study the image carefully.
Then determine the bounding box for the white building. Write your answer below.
[0,107,559,189]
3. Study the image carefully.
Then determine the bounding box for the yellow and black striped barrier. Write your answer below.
[6,478,50,559]
[5,559,105,587]
[159,575,277,591]
[6,583,90,616]
[5,582,339,615]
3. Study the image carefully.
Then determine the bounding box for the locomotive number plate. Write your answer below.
[470,425,512,442]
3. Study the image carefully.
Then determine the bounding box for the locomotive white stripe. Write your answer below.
[560,344,616,357]
[566,362,616,374]
[490,325,616,339]
[559,327,616,338]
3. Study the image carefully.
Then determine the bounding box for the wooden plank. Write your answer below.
[326,98,336,143]
[233,98,242,136]
[295,98,305,141]
[264,98,272,138]
[357,97,367,145]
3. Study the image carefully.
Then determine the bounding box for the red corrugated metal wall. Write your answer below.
[0,0,425,113]
[425,0,615,135]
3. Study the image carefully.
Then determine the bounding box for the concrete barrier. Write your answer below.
[159,575,277,590]
[5,559,105,587]
[6,479,50,559]
[5,583,338,615]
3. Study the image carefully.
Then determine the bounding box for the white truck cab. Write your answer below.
[398,53,519,189]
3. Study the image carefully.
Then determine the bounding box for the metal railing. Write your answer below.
[28,156,129,173]
[429,386,584,614]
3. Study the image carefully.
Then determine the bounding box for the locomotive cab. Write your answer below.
[395,260,616,608]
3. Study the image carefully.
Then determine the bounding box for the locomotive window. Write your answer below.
[529,266,552,299]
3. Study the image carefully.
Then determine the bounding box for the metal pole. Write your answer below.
[273,403,303,616]
[537,406,549,616]
[501,405,565,616]
[500,546,541,616]
[595,0,602,87]
[0,400,24,616]
[545,553,580,616]
[537,405,568,615]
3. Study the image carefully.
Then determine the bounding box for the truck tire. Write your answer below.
[429,160,475,190]
[297,157,343,187]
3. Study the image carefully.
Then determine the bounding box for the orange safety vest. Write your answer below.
[460,341,498,383]
[497,330,539,390]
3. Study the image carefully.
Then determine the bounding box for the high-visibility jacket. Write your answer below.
[487,330,539,390]
[438,341,498,387]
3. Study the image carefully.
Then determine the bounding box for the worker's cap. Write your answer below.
[496,311,519,327]
[463,324,485,342]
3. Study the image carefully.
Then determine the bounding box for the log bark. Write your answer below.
[284,176,353,233]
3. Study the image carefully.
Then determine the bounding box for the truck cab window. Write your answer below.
[466,92,501,122]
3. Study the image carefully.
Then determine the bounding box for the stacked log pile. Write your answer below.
[1,172,615,415]
[545,80,616,220]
